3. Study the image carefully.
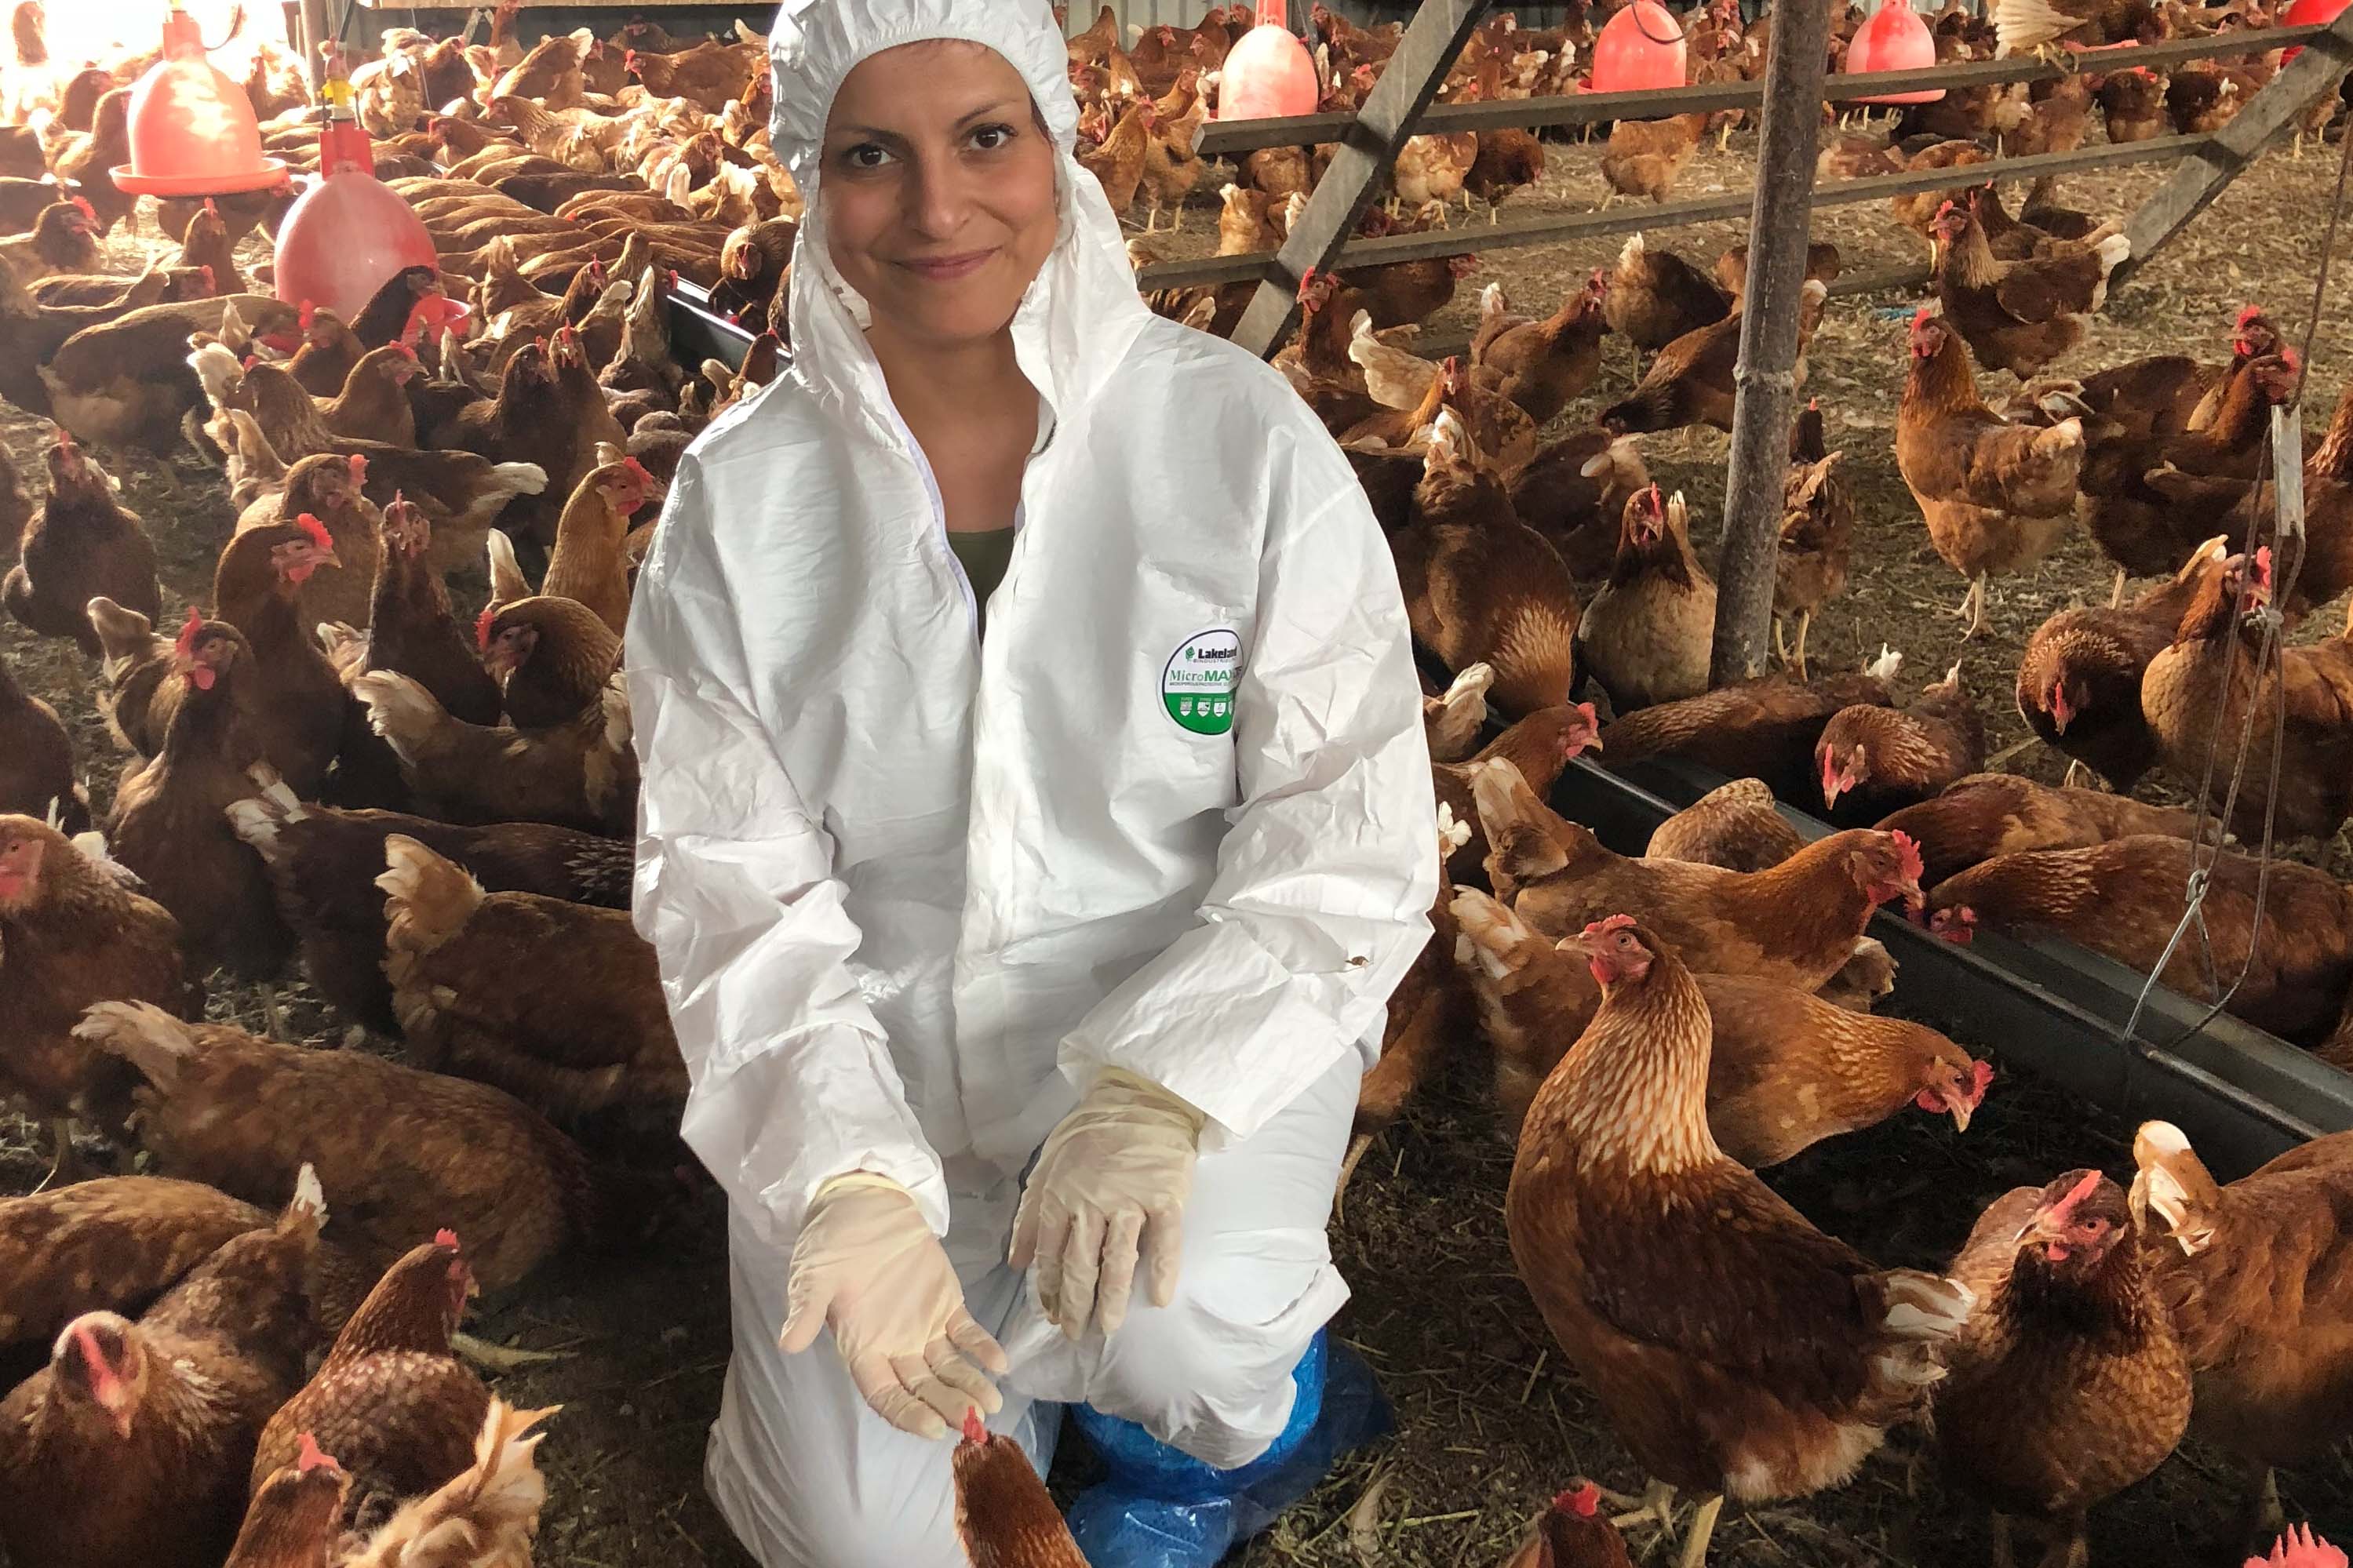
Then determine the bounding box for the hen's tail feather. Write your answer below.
[283,1162,328,1232]
[489,460,548,498]
[379,833,484,966]
[187,341,244,410]
[344,1399,557,1568]
[351,670,451,766]
[1449,887,1539,980]
[224,762,305,863]
[1990,0,2075,53]
[1867,1269,1974,1399]
[72,1000,199,1093]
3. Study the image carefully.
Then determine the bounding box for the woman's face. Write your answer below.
[820,41,1059,354]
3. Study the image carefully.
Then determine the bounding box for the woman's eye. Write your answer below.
[840,143,892,171]
[970,123,1017,151]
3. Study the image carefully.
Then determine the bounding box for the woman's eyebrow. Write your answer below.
[830,99,1026,142]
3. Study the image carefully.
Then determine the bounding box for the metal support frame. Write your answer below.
[1228,0,1492,358]
[1709,0,1830,686]
[1175,16,2349,359]
[2118,4,2353,283]
[1139,133,2205,293]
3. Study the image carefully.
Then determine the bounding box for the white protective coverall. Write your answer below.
[624,0,1437,1562]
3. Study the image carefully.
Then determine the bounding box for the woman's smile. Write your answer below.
[898,249,999,282]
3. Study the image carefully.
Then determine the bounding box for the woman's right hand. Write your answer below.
[778,1172,1009,1439]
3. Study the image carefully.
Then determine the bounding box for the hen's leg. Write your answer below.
[2061,759,2091,790]
[1774,613,1790,666]
[2235,1462,2285,1550]
[1675,1493,1725,1568]
[33,1119,87,1193]
[451,1330,572,1373]
[1955,573,1989,637]
[2108,566,2128,608]
[2033,1519,2088,1568]
[1794,610,1813,678]
[1990,1515,2017,1568]
[1608,1479,1675,1531]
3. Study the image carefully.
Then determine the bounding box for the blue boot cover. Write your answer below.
[1062,1330,1391,1568]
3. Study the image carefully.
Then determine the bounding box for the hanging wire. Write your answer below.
[2113,111,2353,1079]
[199,2,248,53]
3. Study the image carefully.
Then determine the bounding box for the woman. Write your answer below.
[625,2,1435,1564]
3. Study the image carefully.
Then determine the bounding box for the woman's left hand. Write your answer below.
[1011,1068,1206,1340]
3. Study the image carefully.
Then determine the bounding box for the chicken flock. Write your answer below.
[0,0,2348,1566]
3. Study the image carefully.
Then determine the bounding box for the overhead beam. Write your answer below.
[1138,133,2205,295]
[1226,0,1492,358]
[2118,5,2353,283]
[1193,23,2328,155]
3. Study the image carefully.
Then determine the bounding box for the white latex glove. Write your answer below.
[778,1172,1008,1439]
[1010,1067,1206,1340]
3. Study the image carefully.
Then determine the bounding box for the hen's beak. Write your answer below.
[1947,1096,1973,1134]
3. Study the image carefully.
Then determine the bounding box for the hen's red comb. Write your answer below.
[1969,1058,1996,1101]
[2042,1168,2104,1228]
[297,299,315,329]
[1556,1483,1601,1517]
[622,457,652,486]
[348,453,367,485]
[294,512,333,552]
[1581,913,1638,939]
[296,1432,337,1474]
[475,605,497,652]
[1889,829,1925,886]
[961,1408,987,1445]
[435,1228,460,1251]
[2236,302,2264,328]
[175,605,204,657]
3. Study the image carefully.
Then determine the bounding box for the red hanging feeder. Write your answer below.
[2283,0,2349,60]
[1216,0,1319,119]
[1845,0,1943,104]
[112,1,287,197]
[273,50,440,326]
[1590,1,1687,95]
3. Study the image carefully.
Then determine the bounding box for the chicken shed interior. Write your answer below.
[3,2,2353,1566]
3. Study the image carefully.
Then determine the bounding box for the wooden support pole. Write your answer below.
[1227,0,1491,360]
[2118,2,2353,284]
[1709,0,1833,686]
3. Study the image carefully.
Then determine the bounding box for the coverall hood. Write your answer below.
[767,0,1152,438]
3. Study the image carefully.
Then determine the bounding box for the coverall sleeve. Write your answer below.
[626,450,950,1243]
[1058,455,1438,1144]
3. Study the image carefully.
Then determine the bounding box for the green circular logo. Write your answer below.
[1163,628,1240,736]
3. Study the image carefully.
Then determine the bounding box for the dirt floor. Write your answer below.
[5,107,2353,1568]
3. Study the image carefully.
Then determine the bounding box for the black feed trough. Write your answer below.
[665,278,756,377]
[1557,753,2353,1182]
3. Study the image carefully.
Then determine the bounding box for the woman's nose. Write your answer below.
[901,154,972,239]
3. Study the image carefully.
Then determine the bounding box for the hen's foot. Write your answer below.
[452,1330,574,1373]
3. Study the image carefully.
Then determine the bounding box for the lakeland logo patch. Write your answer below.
[1163,628,1240,736]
